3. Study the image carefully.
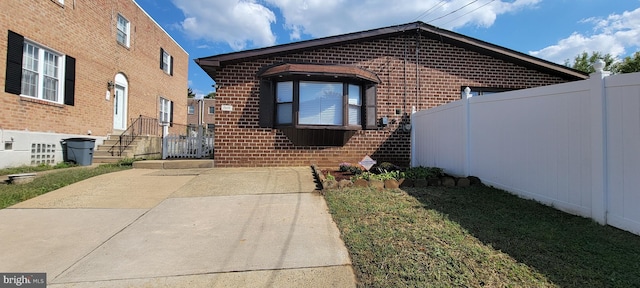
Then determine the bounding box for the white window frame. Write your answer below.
[116,14,130,47]
[21,40,65,104]
[162,50,172,74]
[159,97,171,124]
[187,105,194,115]
[208,106,215,114]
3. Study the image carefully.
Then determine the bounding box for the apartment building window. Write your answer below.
[159,97,173,126]
[187,105,194,115]
[208,106,215,114]
[4,30,75,105]
[116,14,130,47]
[160,48,173,75]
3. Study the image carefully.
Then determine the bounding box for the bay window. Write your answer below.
[257,63,379,146]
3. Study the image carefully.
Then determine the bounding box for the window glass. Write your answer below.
[162,50,171,74]
[348,84,361,125]
[276,81,293,124]
[208,106,215,114]
[21,42,61,102]
[159,97,171,123]
[187,105,194,114]
[117,14,129,46]
[299,81,342,125]
[21,43,39,97]
[276,81,293,103]
[277,103,292,124]
[42,51,59,101]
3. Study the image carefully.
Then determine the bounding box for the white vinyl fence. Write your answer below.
[162,125,214,159]
[411,66,640,235]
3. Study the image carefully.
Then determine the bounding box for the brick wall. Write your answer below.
[0,0,187,137]
[213,35,570,168]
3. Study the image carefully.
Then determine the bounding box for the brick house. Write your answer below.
[0,0,187,168]
[187,98,216,132]
[196,21,587,168]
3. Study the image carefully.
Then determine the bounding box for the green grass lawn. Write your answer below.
[325,185,640,287]
[0,164,132,209]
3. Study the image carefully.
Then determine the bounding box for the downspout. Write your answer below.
[415,29,420,111]
[403,34,407,116]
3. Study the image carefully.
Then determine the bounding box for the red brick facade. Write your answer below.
[202,27,584,168]
[0,0,187,137]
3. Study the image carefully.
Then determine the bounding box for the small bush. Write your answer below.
[404,166,443,180]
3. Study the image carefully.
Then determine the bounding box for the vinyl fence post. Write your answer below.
[462,87,472,177]
[589,60,610,225]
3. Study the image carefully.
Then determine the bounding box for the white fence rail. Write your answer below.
[162,126,214,159]
[411,67,640,235]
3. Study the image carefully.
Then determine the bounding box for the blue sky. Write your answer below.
[135,0,640,97]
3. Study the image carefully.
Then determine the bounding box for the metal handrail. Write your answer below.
[108,115,160,156]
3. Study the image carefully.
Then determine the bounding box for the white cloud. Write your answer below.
[171,0,541,50]
[266,0,541,39]
[530,7,640,64]
[172,0,276,50]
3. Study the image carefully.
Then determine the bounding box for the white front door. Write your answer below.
[113,84,127,130]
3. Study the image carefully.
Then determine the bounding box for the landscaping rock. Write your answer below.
[427,178,441,186]
[338,179,352,189]
[384,179,400,189]
[8,173,37,185]
[323,179,338,190]
[353,179,368,188]
[369,179,385,191]
[456,177,471,187]
[442,177,456,187]
[400,179,414,187]
[468,176,482,186]
[415,179,429,187]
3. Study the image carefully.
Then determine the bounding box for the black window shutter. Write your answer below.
[64,55,76,106]
[169,100,174,127]
[258,79,274,128]
[159,48,164,70]
[365,84,377,129]
[5,30,24,95]
[169,55,173,76]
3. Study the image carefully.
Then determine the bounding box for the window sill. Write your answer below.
[19,96,64,108]
[277,124,361,131]
[117,41,130,49]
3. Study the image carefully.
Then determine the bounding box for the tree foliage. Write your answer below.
[205,92,216,99]
[565,51,617,74]
[187,87,196,98]
[566,51,640,74]
[615,52,640,74]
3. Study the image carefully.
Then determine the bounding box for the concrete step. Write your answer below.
[95,145,136,152]
[94,150,134,158]
[92,156,124,164]
[99,139,142,147]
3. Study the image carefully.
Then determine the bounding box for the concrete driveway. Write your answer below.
[0,166,356,287]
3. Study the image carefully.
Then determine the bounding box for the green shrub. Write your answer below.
[404,166,443,180]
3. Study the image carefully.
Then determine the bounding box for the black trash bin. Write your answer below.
[62,138,96,166]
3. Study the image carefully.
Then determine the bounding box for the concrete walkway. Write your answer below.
[0,166,356,287]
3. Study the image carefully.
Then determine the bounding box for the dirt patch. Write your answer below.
[321,170,356,182]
